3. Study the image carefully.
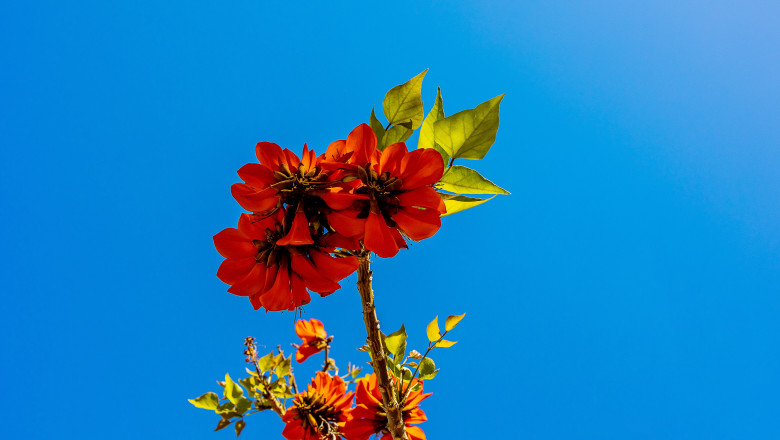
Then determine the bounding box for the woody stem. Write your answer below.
[356,250,409,440]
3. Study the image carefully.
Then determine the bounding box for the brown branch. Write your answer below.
[356,250,409,440]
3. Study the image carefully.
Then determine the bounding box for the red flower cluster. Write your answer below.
[282,371,354,440]
[343,374,431,440]
[214,124,446,310]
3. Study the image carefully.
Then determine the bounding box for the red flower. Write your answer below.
[282,371,354,440]
[232,142,328,214]
[321,124,447,258]
[342,374,431,440]
[295,318,329,363]
[213,211,359,311]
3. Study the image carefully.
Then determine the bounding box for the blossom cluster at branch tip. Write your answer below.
[213,124,446,311]
[295,318,329,363]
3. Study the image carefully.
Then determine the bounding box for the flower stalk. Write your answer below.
[355,250,409,440]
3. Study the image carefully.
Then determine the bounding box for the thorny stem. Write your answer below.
[356,250,409,440]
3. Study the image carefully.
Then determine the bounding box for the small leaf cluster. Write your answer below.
[189,343,295,437]
[381,313,465,400]
[370,70,509,216]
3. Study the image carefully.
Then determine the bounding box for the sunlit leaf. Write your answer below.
[256,352,274,372]
[434,95,503,160]
[224,374,244,405]
[189,392,219,410]
[418,358,438,380]
[438,166,509,195]
[436,340,457,348]
[445,313,466,332]
[369,108,386,144]
[426,316,440,343]
[442,195,495,216]
[418,87,449,164]
[215,419,232,432]
[384,324,407,361]
[235,397,252,415]
[383,70,427,129]
[381,124,413,150]
[235,419,246,437]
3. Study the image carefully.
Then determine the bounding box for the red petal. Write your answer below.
[213,228,255,259]
[258,264,291,311]
[295,344,321,363]
[326,209,366,237]
[346,123,376,165]
[216,257,256,284]
[226,264,267,297]
[231,183,278,213]
[320,189,366,210]
[276,205,314,246]
[392,207,441,241]
[378,142,407,174]
[406,426,427,440]
[290,273,311,310]
[290,252,340,294]
[255,142,285,168]
[323,139,347,161]
[364,212,399,258]
[320,232,361,251]
[400,148,444,188]
[396,187,445,211]
[237,163,276,187]
[310,250,358,281]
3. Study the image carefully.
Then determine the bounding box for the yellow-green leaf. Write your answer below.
[256,352,274,372]
[383,70,427,129]
[418,358,438,380]
[445,313,466,331]
[436,340,457,348]
[215,419,232,432]
[381,124,413,150]
[418,87,448,164]
[369,108,386,144]
[384,324,407,361]
[235,397,252,415]
[235,419,246,437]
[224,373,244,404]
[442,195,495,216]
[189,392,219,410]
[434,94,503,160]
[426,316,441,343]
[438,165,509,195]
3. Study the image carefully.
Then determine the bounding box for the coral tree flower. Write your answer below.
[213,211,358,312]
[282,371,354,440]
[343,374,431,440]
[321,124,447,258]
[295,318,329,363]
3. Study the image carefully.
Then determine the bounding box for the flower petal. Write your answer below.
[392,207,441,241]
[276,205,314,246]
[213,228,255,259]
[399,148,444,188]
[216,257,256,284]
[364,212,400,258]
[255,142,285,168]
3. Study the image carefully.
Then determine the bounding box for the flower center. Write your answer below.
[293,391,343,439]
[354,164,405,223]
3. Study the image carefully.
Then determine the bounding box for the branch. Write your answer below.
[356,250,408,440]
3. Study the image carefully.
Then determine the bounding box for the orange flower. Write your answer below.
[295,318,329,363]
[213,211,359,311]
[321,124,446,258]
[342,374,431,440]
[282,371,354,440]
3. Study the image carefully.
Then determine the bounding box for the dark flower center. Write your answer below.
[354,164,405,224]
[293,391,343,439]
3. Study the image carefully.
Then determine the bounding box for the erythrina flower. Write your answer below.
[295,318,329,363]
[321,124,447,258]
[342,374,431,440]
[213,211,359,311]
[282,371,354,440]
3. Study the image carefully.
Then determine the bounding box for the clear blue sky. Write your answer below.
[2,1,779,439]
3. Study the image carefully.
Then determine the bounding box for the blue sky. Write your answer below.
[2,1,779,438]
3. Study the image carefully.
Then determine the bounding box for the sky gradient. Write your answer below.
[2,1,779,439]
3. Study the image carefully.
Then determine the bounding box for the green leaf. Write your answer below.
[235,419,246,437]
[442,195,495,216]
[383,70,427,129]
[215,419,232,432]
[188,392,219,410]
[426,316,440,343]
[418,87,449,164]
[384,324,407,361]
[381,124,413,150]
[445,313,466,332]
[224,374,244,405]
[434,94,503,160]
[235,397,252,415]
[436,340,457,348]
[438,165,509,195]
[217,401,236,414]
[274,356,291,378]
[256,352,274,372]
[418,358,438,380]
[369,108,386,143]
